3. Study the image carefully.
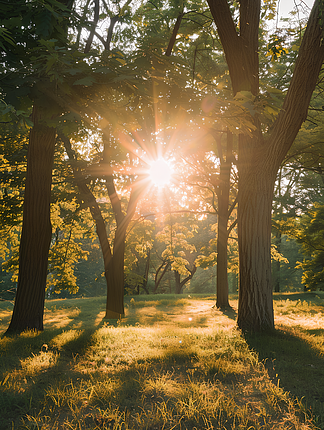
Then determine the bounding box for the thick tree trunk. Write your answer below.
[207,0,324,332]
[237,185,274,331]
[237,137,276,331]
[6,105,56,333]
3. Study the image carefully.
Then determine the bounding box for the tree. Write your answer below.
[206,0,324,331]
[271,74,324,292]
[63,134,149,317]
[124,218,154,295]
[6,104,57,332]
[182,129,238,307]
[156,216,199,294]
[2,0,77,332]
[213,130,236,308]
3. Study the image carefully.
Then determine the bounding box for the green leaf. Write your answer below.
[67,68,83,75]
[73,77,96,86]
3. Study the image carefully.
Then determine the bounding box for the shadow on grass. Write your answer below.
[273,291,324,304]
[245,327,324,425]
[219,306,237,321]
[0,324,101,429]
[0,298,111,429]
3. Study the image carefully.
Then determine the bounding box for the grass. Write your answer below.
[0,292,323,429]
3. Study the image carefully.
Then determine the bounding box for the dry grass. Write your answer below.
[0,292,323,429]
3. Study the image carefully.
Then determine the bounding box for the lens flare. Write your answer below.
[148,158,173,187]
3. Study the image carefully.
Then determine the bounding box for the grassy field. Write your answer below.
[0,292,324,429]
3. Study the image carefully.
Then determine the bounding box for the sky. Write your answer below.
[278,0,314,19]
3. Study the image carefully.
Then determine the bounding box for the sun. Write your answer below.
[148,158,173,187]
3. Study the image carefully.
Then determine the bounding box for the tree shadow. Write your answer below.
[0,305,104,429]
[218,306,237,321]
[273,291,324,305]
[245,327,324,423]
[0,298,108,380]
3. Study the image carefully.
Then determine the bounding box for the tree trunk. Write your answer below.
[105,176,146,317]
[6,105,56,333]
[207,0,324,332]
[142,250,150,294]
[153,260,170,293]
[236,138,276,331]
[216,130,233,308]
[165,12,184,56]
[174,271,181,294]
[105,227,126,318]
[63,137,128,319]
[174,266,197,294]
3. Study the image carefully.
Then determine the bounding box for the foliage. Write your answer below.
[124,218,155,292]
[294,203,324,291]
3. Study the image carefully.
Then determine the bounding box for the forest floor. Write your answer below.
[0,292,324,429]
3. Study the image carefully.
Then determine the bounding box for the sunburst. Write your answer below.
[148,157,174,188]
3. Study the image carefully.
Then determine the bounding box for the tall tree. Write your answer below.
[206,0,324,331]
[182,130,238,307]
[215,130,236,308]
[63,133,149,317]
[6,105,56,331]
[2,0,74,332]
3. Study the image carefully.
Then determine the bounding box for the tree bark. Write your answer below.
[63,136,130,319]
[6,105,56,333]
[236,137,275,330]
[84,0,99,53]
[105,225,126,318]
[142,249,150,294]
[216,130,233,308]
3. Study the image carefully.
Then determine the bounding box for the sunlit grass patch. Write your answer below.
[0,306,14,332]
[44,305,82,329]
[274,293,324,330]
[50,329,84,350]
[20,349,58,375]
[0,294,323,429]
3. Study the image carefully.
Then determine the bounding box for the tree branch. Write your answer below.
[84,0,100,53]
[61,135,112,265]
[165,12,184,56]
[206,0,259,95]
[269,0,324,166]
[106,176,124,226]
